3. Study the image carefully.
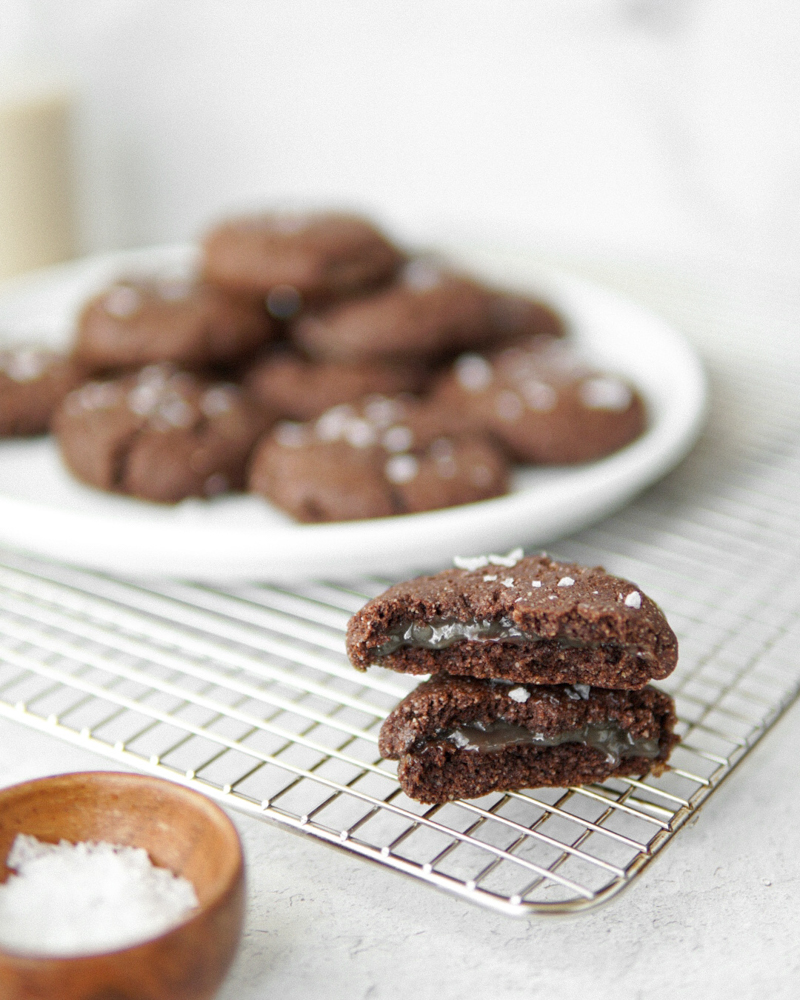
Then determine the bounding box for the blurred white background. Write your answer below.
[2,0,800,268]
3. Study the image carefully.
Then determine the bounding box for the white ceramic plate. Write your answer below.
[0,244,707,582]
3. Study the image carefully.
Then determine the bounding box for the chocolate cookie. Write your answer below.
[53,364,268,503]
[430,336,646,464]
[0,347,84,436]
[242,349,431,421]
[248,395,509,522]
[379,674,678,803]
[488,292,566,341]
[291,259,500,362]
[201,212,404,306]
[346,552,678,689]
[75,279,274,372]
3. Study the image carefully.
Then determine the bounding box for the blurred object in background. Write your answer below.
[0,0,76,283]
[4,0,800,271]
[0,76,76,282]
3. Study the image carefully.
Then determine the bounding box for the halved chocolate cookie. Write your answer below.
[379,674,678,803]
[248,394,509,521]
[53,364,268,503]
[75,278,274,372]
[0,347,84,436]
[346,553,678,689]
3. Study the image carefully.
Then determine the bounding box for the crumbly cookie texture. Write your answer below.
[0,348,84,436]
[201,212,405,301]
[75,278,274,372]
[379,675,678,803]
[53,364,268,503]
[248,394,509,522]
[346,553,678,688]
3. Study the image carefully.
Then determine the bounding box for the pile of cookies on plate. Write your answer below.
[0,212,646,520]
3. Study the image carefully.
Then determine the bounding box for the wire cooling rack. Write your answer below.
[1,259,799,917]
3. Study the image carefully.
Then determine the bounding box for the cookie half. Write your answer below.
[0,347,84,436]
[248,394,509,521]
[431,335,646,463]
[201,212,404,303]
[346,553,678,689]
[379,674,678,803]
[53,364,268,503]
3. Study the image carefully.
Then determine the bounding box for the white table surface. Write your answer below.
[2,254,799,999]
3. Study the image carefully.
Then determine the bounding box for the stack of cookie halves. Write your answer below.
[346,551,679,803]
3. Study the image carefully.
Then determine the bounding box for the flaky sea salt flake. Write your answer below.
[453,554,489,571]
[487,547,524,568]
[624,591,642,609]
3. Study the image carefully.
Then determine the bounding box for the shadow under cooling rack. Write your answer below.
[1,523,799,915]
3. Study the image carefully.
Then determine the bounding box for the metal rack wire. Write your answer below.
[1,406,799,916]
[2,261,799,916]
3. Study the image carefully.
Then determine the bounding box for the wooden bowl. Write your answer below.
[0,771,245,1000]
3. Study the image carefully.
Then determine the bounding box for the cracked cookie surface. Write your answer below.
[248,394,509,521]
[53,364,268,502]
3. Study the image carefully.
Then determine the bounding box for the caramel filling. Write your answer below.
[437,718,660,766]
[372,616,626,657]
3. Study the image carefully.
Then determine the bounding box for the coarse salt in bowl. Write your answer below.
[0,772,244,1000]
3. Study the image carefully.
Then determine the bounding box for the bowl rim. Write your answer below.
[0,770,245,962]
